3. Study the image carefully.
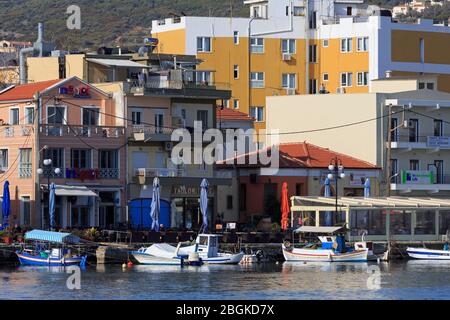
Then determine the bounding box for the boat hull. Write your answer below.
[202,252,244,265]
[131,251,183,266]
[282,245,368,262]
[407,247,450,260]
[16,252,86,267]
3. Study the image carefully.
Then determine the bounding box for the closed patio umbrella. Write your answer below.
[150,177,160,232]
[281,182,290,231]
[199,179,209,234]
[324,177,333,226]
[364,178,371,198]
[49,183,56,230]
[2,181,10,229]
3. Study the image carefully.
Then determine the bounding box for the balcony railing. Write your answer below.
[391,134,450,148]
[131,125,174,136]
[129,78,230,92]
[19,165,32,178]
[135,168,185,178]
[4,125,34,138]
[40,125,125,138]
[99,168,120,180]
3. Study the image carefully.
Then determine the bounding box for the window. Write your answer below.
[47,106,65,124]
[410,160,420,171]
[197,110,209,129]
[309,11,317,29]
[418,82,425,90]
[427,82,434,90]
[19,148,32,178]
[131,109,142,125]
[390,159,398,183]
[250,72,264,88]
[323,39,329,48]
[250,38,264,53]
[282,73,296,89]
[250,107,264,122]
[99,149,119,169]
[239,184,247,211]
[227,195,233,210]
[341,38,352,53]
[71,149,92,169]
[233,99,239,110]
[195,71,212,85]
[434,120,443,137]
[223,99,230,109]
[233,65,239,79]
[46,148,64,173]
[341,72,353,87]
[82,107,99,126]
[293,6,304,16]
[357,37,369,52]
[25,107,34,125]
[282,39,296,54]
[197,37,211,52]
[154,112,164,133]
[357,72,369,86]
[295,183,303,196]
[420,38,425,64]
[309,79,317,94]
[323,73,329,82]
[347,6,353,15]
[233,31,239,45]
[0,149,7,170]
[10,108,19,125]
[309,44,317,63]
[391,118,399,142]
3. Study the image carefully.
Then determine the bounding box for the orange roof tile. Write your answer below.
[0,79,62,101]
[216,107,254,121]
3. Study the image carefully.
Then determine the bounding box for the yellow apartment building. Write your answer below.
[151,0,450,135]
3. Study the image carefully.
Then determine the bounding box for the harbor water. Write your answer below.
[2,261,450,300]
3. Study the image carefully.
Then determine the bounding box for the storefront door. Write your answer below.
[99,206,115,229]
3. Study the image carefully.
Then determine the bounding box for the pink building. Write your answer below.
[0,77,126,229]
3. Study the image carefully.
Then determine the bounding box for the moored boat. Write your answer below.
[282,226,368,263]
[16,230,87,267]
[407,247,450,260]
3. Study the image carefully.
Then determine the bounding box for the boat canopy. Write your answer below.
[294,226,344,234]
[24,230,81,244]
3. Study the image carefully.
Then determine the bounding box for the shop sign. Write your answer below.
[59,85,91,98]
[427,136,450,148]
[66,168,100,180]
[171,185,214,197]
[401,170,434,185]
[349,173,367,186]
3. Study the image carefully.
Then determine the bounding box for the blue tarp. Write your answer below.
[25,230,80,244]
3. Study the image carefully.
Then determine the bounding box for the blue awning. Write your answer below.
[24,230,80,244]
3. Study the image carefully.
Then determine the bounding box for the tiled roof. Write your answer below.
[0,79,61,101]
[218,142,379,169]
[217,107,254,121]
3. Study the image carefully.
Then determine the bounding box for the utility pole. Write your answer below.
[386,103,392,197]
[34,91,41,228]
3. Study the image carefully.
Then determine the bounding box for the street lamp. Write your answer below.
[37,158,61,229]
[328,157,345,223]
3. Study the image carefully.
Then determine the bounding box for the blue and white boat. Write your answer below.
[16,230,87,267]
[407,247,450,260]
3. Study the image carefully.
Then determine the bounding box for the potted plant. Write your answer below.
[0,229,13,244]
[82,228,100,242]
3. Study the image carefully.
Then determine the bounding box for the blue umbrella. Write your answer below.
[2,181,10,229]
[199,179,209,234]
[364,178,371,198]
[49,183,56,230]
[150,177,160,232]
[324,177,333,227]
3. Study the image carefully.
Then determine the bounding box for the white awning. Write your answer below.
[294,226,344,234]
[54,185,98,197]
[86,58,150,68]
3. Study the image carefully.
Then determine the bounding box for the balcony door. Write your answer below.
[408,119,419,142]
[132,151,149,173]
[429,161,444,184]
[434,120,443,137]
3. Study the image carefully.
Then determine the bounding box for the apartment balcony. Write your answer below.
[390,134,450,152]
[19,165,32,179]
[129,125,175,143]
[128,73,231,100]
[39,125,125,139]
[391,170,450,193]
[3,125,33,138]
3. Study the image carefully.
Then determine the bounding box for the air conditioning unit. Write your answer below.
[282,53,292,61]
[286,88,296,95]
[165,142,174,152]
[336,87,346,94]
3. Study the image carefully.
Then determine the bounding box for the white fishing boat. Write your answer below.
[131,242,203,266]
[282,226,368,263]
[407,247,450,260]
[133,234,244,265]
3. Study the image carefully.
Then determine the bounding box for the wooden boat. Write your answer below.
[132,234,244,265]
[407,247,450,260]
[16,230,87,267]
[282,226,368,263]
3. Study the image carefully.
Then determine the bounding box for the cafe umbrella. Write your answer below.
[49,183,56,230]
[2,181,10,228]
[324,177,333,226]
[150,177,161,232]
[199,179,209,233]
[281,182,290,231]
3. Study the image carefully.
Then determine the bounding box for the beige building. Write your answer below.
[266,76,450,197]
